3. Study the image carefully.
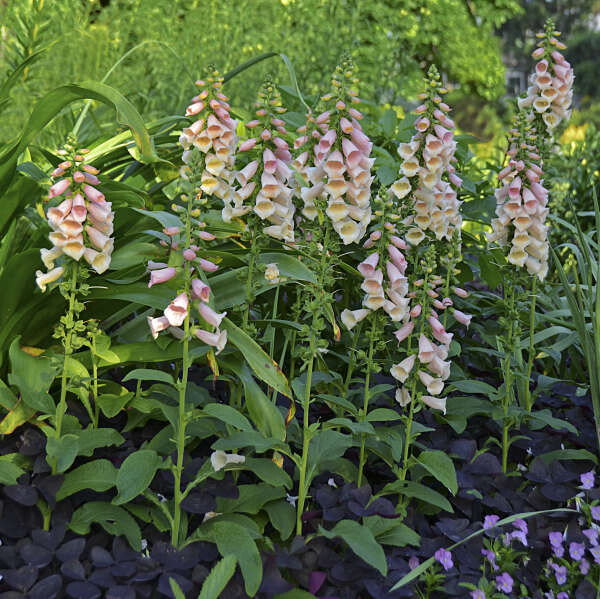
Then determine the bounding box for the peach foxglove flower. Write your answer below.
[191,278,211,301]
[148,267,176,288]
[421,394,446,414]
[341,308,370,330]
[164,292,189,327]
[395,387,411,407]
[147,315,171,339]
[197,302,226,328]
[35,266,64,292]
[195,328,228,354]
[390,355,416,383]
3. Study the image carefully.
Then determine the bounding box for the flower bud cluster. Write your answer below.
[518,22,574,135]
[391,66,462,245]
[489,114,549,280]
[295,56,373,245]
[179,68,239,204]
[235,77,295,242]
[37,145,114,292]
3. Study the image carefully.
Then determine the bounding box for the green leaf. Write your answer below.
[168,579,186,599]
[257,252,317,283]
[539,448,598,464]
[224,359,286,442]
[375,523,420,548]
[307,430,352,486]
[242,458,292,488]
[274,591,316,599]
[218,483,285,515]
[97,391,134,418]
[380,108,398,136]
[57,459,118,500]
[69,501,142,551]
[0,80,157,196]
[197,555,238,599]
[527,409,577,434]
[212,431,288,454]
[478,252,504,290]
[211,521,262,597]
[46,435,79,473]
[122,368,175,386]
[114,449,162,505]
[203,403,253,432]
[222,318,291,399]
[0,454,25,485]
[264,499,295,541]
[7,337,56,414]
[319,520,387,575]
[367,408,403,422]
[450,380,498,397]
[76,428,125,457]
[416,450,458,495]
[378,480,453,513]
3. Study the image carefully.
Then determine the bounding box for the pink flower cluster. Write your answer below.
[235,83,295,242]
[518,29,574,133]
[37,150,114,292]
[391,278,472,414]
[296,63,373,245]
[488,125,549,280]
[391,87,462,245]
[179,72,239,203]
[147,245,227,354]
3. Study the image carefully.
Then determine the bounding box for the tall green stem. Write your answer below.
[525,276,537,412]
[171,199,193,548]
[399,380,418,482]
[52,263,79,474]
[357,317,377,486]
[91,335,99,428]
[502,280,516,474]
[296,331,315,536]
[243,224,257,330]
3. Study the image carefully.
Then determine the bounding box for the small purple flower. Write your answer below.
[591,505,600,521]
[471,591,486,599]
[434,548,453,571]
[554,564,567,585]
[583,528,598,546]
[513,518,528,534]
[557,593,569,599]
[569,542,585,561]
[580,470,595,490]
[549,531,564,547]
[481,548,499,571]
[580,558,590,575]
[590,545,600,564]
[510,530,528,547]
[495,572,514,593]
[408,555,420,570]
[484,515,500,530]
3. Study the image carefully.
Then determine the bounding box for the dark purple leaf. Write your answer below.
[4,485,38,507]
[66,581,101,599]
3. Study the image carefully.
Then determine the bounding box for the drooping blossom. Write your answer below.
[518,22,574,136]
[210,450,245,472]
[37,147,114,292]
[295,55,373,245]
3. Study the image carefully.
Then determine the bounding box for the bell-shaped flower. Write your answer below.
[390,355,416,383]
[194,328,228,354]
[418,370,444,395]
[148,267,176,288]
[164,292,189,327]
[395,387,411,407]
[421,394,446,414]
[394,321,415,343]
[36,266,64,292]
[210,450,245,472]
[418,334,436,363]
[198,302,226,328]
[191,278,211,302]
[341,308,370,330]
[147,315,171,339]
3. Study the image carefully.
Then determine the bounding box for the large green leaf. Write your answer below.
[0,80,158,195]
[319,520,387,576]
[69,501,142,551]
[257,252,317,283]
[57,459,118,500]
[197,555,238,599]
[0,454,26,485]
[211,521,262,597]
[416,450,458,495]
[222,318,290,398]
[114,449,162,505]
[7,337,56,414]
